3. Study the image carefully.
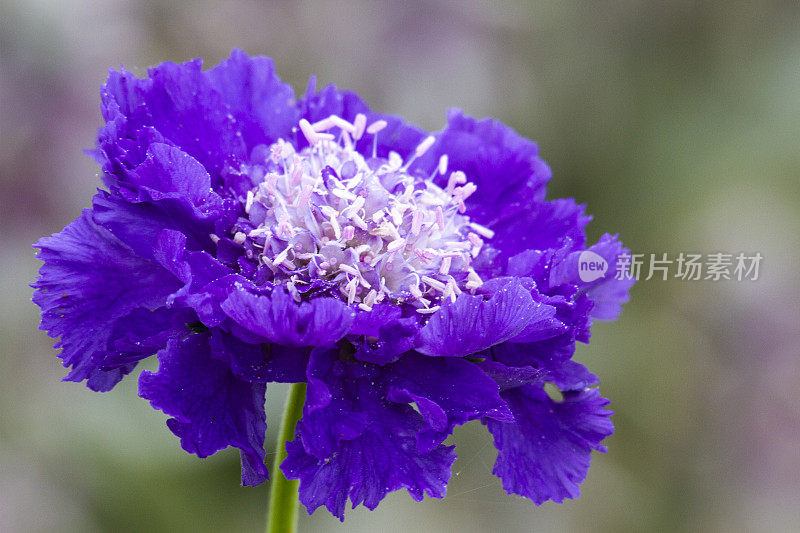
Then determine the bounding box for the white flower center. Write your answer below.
[234,114,493,313]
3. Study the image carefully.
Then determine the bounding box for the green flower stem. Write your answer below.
[266,382,306,533]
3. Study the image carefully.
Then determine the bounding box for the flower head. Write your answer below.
[32,50,633,519]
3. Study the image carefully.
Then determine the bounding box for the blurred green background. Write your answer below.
[2,1,798,531]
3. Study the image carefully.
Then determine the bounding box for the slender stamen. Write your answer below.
[298,119,318,145]
[346,277,358,304]
[438,154,448,175]
[339,263,361,277]
[311,117,332,131]
[453,182,477,201]
[416,136,436,157]
[290,161,303,186]
[421,275,446,292]
[439,256,452,275]
[294,185,312,208]
[273,245,291,267]
[245,191,255,213]
[468,222,495,239]
[402,135,436,171]
[366,120,387,135]
[364,289,378,307]
[367,120,387,158]
[409,281,423,299]
[447,277,461,297]
[411,209,423,236]
[435,206,445,231]
[329,115,356,134]
[353,113,367,140]
[386,238,406,253]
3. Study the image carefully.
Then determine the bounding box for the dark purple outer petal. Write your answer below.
[572,234,635,320]
[282,347,456,520]
[139,333,268,486]
[91,190,220,261]
[32,210,181,391]
[413,109,552,221]
[205,49,299,150]
[102,306,194,368]
[475,360,545,391]
[507,233,635,322]
[348,303,402,336]
[112,59,246,179]
[209,329,309,383]
[117,143,223,209]
[284,423,454,521]
[489,198,591,264]
[484,384,613,505]
[98,51,297,186]
[385,353,513,453]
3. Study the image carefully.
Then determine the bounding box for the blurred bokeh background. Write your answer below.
[2,1,798,531]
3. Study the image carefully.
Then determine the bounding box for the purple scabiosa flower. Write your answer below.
[32,49,633,520]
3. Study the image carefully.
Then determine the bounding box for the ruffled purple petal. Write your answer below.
[546,360,600,391]
[507,233,634,322]
[505,287,567,343]
[348,303,402,336]
[96,70,158,174]
[415,109,551,220]
[492,332,575,377]
[415,278,541,357]
[488,340,599,391]
[385,353,512,452]
[299,80,369,131]
[128,58,248,179]
[138,333,268,486]
[152,229,247,326]
[282,347,455,520]
[548,233,635,320]
[209,329,309,383]
[292,347,369,459]
[587,275,635,320]
[476,360,544,391]
[93,136,230,266]
[91,191,221,260]
[283,426,454,521]
[101,307,194,368]
[32,211,180,391]
[489,283,598,390]
[352,316,418,365]
[205,49,298,148]
[99,51,297,192]
[484,384,613,504]
[221,288,355,347]
[115,143,224,210]
[491,199,591,265]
